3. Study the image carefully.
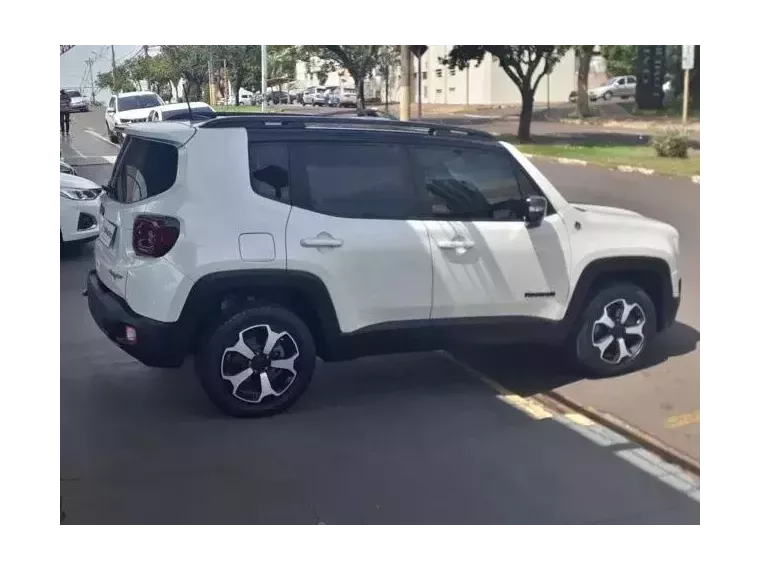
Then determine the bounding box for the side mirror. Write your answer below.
[106,108,115,114]
[525,195,548,227]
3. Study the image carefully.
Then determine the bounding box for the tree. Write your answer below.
[445,45,569,141]
[298,45,382,108]
[268,45,298,99]
[95,67,136,93]
[375,46,400,111]
[162,45,209,101]
[220,45,261,105]
[600,45,636,77]
[575,45,595,117]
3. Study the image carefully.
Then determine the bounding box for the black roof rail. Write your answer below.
[198,113,495,140]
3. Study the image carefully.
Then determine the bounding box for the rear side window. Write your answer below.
[249,143,290,204]
[292,143,415,219]
[107,137,178,203]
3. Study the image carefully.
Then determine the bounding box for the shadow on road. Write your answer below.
[450,321,700,396]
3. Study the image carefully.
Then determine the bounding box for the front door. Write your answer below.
[410,143,571,322]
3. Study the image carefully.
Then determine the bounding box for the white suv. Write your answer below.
[105,91,164,143]
[86,115,681,417]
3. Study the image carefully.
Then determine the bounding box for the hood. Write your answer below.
[572,203,644,219]
[60,172,101,191]
[117,108,158,121]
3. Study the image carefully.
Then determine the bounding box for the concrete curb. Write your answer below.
[522,153,698,182]
[534,391,700,476]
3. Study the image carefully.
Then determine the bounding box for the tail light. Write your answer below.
[133,215,180,257]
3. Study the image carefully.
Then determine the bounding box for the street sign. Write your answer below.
[682,45,695,70]
[636,45,667,110]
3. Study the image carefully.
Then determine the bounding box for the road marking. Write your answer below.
[439,353,552,420]
[69,144,86,158]
[665,410,700,429]
[86,129,119,148]
[442,352,699,500]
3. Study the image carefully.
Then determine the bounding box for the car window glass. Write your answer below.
[294,144,414,219]
[249,143,290,204]
[108,137,178,204]
[412,146,524,221]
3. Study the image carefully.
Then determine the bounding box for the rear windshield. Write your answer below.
[66,90,82,97]
[107,137,178,203]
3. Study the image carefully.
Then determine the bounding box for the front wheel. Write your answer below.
[603,91,613,101]
[196,304,317,417]
[569,283,657,377]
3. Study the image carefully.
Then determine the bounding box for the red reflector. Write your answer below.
[133,215,180,257]
[125,325,137,344]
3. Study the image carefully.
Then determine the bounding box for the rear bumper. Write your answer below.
[86,271,190,368]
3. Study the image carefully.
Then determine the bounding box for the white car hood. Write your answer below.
[60,172,101,191]
[117,108,158,121]
[572,203,643,219]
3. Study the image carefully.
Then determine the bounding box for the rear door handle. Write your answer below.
[437,239,474,251]
[300,236,344,248]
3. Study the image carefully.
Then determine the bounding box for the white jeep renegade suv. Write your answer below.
[86,115,681,417]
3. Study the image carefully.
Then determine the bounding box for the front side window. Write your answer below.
[293,143,415,219]
[107,137,178,203]
[412,146,524,221]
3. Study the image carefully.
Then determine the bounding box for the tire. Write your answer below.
[196,304,317,418]
[569,283,657,378]
[603,91,613,101]
[106,122,118,143]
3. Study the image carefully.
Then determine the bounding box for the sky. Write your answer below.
[59,45,143,102]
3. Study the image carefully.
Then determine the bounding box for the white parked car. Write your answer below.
[60,172,101,244]
[87,116,681,418]
[105,91,164,143]
[147,102,215,122]
[65,89,90,112]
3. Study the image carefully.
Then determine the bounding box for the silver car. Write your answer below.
[589,75,637,101]
[328,87,358,108]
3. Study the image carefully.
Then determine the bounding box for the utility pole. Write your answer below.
[261,45,268,112]
[85,57,96,103]
[143,45,149,58]
[110,45,118,99]
[399,46,411,121]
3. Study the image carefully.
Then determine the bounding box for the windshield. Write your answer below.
[67,90,82,98]
[117,94,163,112]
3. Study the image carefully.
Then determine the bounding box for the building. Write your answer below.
[295,46,610,106]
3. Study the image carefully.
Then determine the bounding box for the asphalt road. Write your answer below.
[61,112,699,524]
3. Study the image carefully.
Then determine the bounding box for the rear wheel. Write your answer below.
[569,283,657,377]
[196,304,316,417]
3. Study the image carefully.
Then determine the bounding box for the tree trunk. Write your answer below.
[518,87,534,142]
[384,66,389,112]
[357,79,365,109]
[234,77,243,106]
[576,46,593,117]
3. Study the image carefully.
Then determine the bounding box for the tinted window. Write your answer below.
[294,144,414,219]
[249,143,290,204]
[412,146,523,221]
[107,137,178,203]
[117,94,162,111]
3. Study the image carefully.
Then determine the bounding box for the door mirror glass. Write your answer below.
[525,195,548,226]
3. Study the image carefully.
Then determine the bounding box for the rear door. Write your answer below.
[286,141,432,333]
[95,136,179,299]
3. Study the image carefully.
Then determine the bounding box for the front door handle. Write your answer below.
[300,235,344,248]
